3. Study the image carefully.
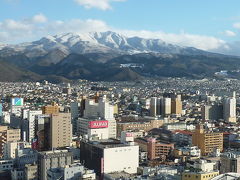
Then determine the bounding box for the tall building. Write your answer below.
[42,102,59,115]
[70,102,80,135]
[0,126,21,158]
[82,97,117,138]
[38,150,73,180]
[48,113,72,149]
[27,110,42,142]
[223,93,237,123]
[98,97,116,138]
[192,124,223,156]
[161,98,171,116]
[11,97,24,117]
[171,96,182,115]
[220,152,240,174]
[150,97,157,117]
[202,104,223,121]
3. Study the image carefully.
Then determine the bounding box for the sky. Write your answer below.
[1,0,240,54]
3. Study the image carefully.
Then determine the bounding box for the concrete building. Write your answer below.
[182,171,219,180]
[15,148,38,168]
[220,152,240,174]
[3,141,31,159]
[186,159,216,172]
[48,113,72,149]
[98,97,116,138]
[172,130,193,146]
[174,146,201,158]
[77,118,109,140]
[42,102,59,115]
[117,119,164,137]
[11,169,24,180]
[0,159,14,171]
[24,164,38,180]
[223,94,237,123]
[1,111,10,124]
[47,163,96,180]
[83,97,117,139]
[27,110,42,142]
[192,125,223,156]
[161,98,171,116]
[201,104,223,121]
[150,97,157,117]
[0,126,21,158]
[70,102,80,135]
[38,150,73,180]
[171,96,182,115]
[135,137,174,161]
[80,139,139,177]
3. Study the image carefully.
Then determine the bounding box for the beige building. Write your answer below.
[192,125,223,156]
[117,119,164,137]
[171,97,182,115]
[24,164,38,180]
[0,126,21,158]
[49,113,72,149]
[182,171,219,180]
[42,102,59,115]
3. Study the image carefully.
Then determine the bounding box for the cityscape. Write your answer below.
[1,0,240,180]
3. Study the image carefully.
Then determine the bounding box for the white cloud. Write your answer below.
[74,0,126,10]
[32,14,48,23]
[117,30,228,51]
[0,14,230,54]
[222,30,236,37]
[233,22,240,29]
[0,15,110,44]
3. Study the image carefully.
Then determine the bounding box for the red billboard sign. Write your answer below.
[89,120,108,129]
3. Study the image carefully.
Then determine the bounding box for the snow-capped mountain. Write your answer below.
[0,31,208,58]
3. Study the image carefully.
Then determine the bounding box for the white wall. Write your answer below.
[103,145,139,174]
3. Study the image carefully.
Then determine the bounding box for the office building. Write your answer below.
[70,102,80,135]
[3,141,31,159]
[83,97,117,138]
[77,118,109,140]
[80,139,139,176]
[24,164,38,180]
[117,119,164,137]
[182,171,219,180]
[38,150,73,180]
[48,113,72,149]
[135,137,174,160]
[161,98,171,116]
[27,110,42,142]
[42,102,59,115]
[171,95,182,115]
[150,97,157,117]
[202,104,223,121]
[0,126,21,158]
[220,152,240,174]
[192,125,223,156]
[223,93,237,123]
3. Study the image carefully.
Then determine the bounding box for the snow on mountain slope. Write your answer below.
[0,31,207,58]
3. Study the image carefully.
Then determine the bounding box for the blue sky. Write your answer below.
[0,0,240,54]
